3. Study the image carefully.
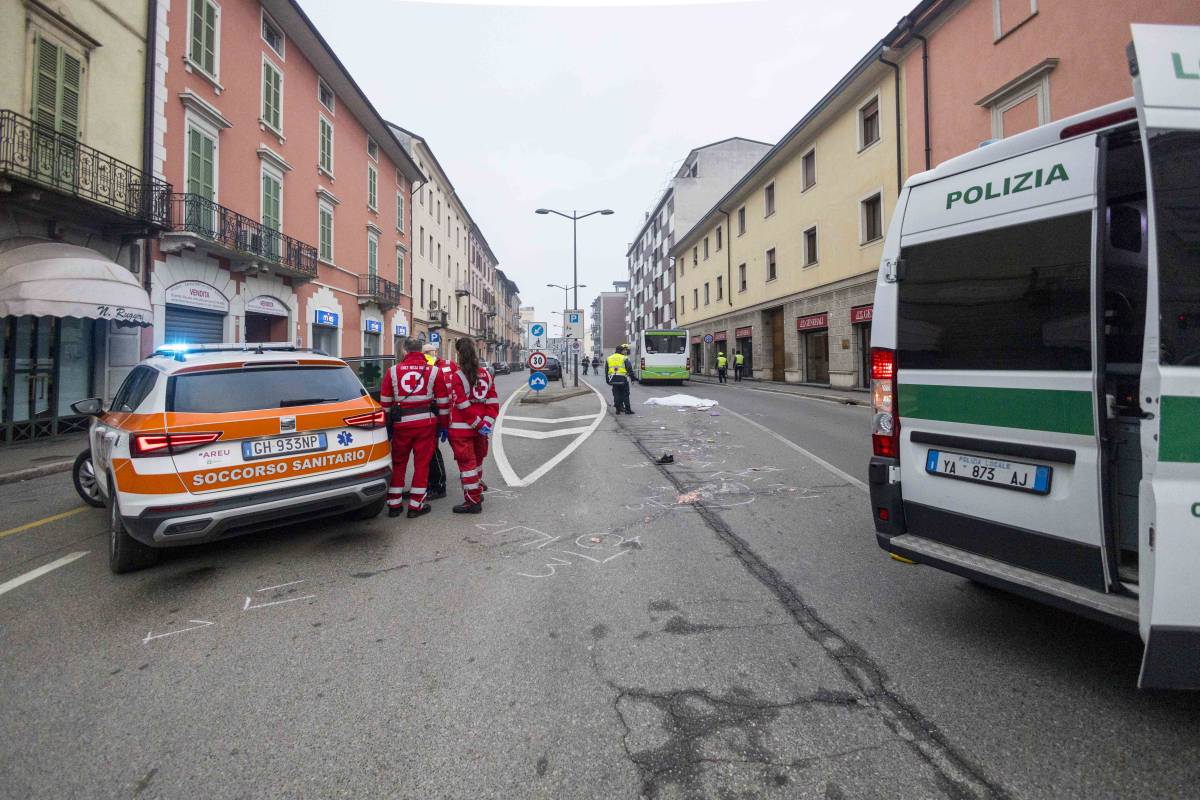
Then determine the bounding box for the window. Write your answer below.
[716,276,723,301]
[261,167,282,231]
[111,366,157,413]
[31,36,83,139]
[318,202,334,262]
[715,226,722,251]
[704,283,710,305]
[898,213,1091,371]
[1150,132,1200,367]
[170,367,364,413]
[692,246,698,266]
[437,200,441,223]
[367,137,379,161]
[804,226,818,266]
[367,164,378,210]
[703,237,709,260]
[261,58,282,133]
[766,248,777,281]
[318,79,334,113]
[802,149,816,190]
[396,248,405,291]
[859,97,880,150]
[318,116,333,174]
[396,192,404,231]
[261,10,284,58]
[861,193,883,243]
[984,65,1054,139]
[419,226,424,255]
[367,232,378,277]
[420,278,425,307]
[764,183,776,216]
[186,124,216,200]
[737,207,746,236]
[994,0,1038,39]
[738,264,747,292]
[188,0,219,78]
[693,288,698,309]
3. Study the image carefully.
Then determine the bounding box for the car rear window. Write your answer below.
[168,366,366,413]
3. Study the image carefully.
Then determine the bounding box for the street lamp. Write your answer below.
[536,208,613,387]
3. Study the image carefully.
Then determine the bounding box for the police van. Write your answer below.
[868,24,1199,689]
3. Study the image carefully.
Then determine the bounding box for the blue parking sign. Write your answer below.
[528,371,548,392]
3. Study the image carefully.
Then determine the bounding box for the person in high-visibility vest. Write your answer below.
[606,345,634,415]
[734,350,745,382]
[717,351,728,384]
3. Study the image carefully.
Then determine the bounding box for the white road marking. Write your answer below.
[503,414,597,424]
[143,619,215,644]
[0,551,88,598]
[719,407,869,493]
[243,594,316,610]
[256,579,305,592]
[500,425,593,440]
[492,381,608,488]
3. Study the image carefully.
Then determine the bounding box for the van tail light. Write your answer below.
[344,410,386,429]
[871,348,899,459]
[132,432,221,457]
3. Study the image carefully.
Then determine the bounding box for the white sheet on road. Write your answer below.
[642,394,718,409]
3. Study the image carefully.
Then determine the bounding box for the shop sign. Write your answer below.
[166,281,229,313]
[690,335,700,344]
[394,324,408,337]
[714,331,727,342]
[735,326,753,338]
[246,295,288,317]
[850,305,873,324]
[796,312,829,332]
[314,309,340,328]
[364,319,383,334]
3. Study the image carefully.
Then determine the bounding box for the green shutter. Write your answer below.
[368,165,377,209]
[261,64,281,131]
[59,51,81,140]
[262,173,280,230]
[396,250,404,290]
[186,128,215,200]
[319,117,332,172]
[368,235,378,276]
[319,206,333,261]
[33,37,60,129]
[190,0,217,76]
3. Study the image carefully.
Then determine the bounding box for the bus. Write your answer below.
[867,24,1199,689]
[632,329,690,383]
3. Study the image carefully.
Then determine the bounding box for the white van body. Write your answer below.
[868,24,1200,689]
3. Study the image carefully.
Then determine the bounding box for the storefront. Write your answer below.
[312,309,340,355]
[734,326,753,375]
[245,295,290,343]
[163,280,228,345]
[714,331,728,368]
[850,304,873,388]
[690,334,702,374]
[796,312,829,384]
[393,321,409,355]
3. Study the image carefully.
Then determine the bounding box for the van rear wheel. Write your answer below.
[109,497,159,574]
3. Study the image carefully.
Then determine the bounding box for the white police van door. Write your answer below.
[895,131,1109,591]
[1129,24,1200,689]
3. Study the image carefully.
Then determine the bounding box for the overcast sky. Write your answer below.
[303,0,913,336]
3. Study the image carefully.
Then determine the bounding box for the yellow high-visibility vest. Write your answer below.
[735,353,744,365]
[717,355,728,368]
[607,353,627,377]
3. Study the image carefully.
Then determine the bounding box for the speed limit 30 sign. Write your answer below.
[527,351,548,371]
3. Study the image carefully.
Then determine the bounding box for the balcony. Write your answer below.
[0,109,171,229]
[164,193,317,280]
[357,273,402,308]
[454,278,470,298]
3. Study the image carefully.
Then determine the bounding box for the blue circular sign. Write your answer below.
[530,323,545,337]
[703,334,714,344]
[528,371,548,392]
[429,332,442,343]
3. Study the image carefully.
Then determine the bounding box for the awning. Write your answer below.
[0,240,152,326]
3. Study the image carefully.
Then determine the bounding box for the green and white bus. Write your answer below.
[633,329,690,383]
[868,24,1199,689]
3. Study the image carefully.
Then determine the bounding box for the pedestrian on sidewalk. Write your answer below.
[592,355,601,373]
[422,343,452,499]
[380,338,450,518]
[734,351,745,382]
[581,356,590,376]
[606,344,635,414]
[717,351,728,384]
[447,338,494,514]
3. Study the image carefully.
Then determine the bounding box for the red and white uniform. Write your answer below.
[447,364,493,505]
[379,352,450,510]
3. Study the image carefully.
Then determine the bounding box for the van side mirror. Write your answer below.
[71,398,104,416]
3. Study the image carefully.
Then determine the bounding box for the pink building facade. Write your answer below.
[887,0,1200,177]
[148,0,421,358]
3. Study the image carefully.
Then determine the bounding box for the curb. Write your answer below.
[520,387,592,404]
[0,459,75,486]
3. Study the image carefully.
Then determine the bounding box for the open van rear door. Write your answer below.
[1129,24,1200,689]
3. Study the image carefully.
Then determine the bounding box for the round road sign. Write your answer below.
[530,323,546,337]
[527,351,548,370]
[571,340,582,353]
[528,371,548,392]
[703,333,714,344]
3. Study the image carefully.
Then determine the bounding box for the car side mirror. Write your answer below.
[71,398,104,416]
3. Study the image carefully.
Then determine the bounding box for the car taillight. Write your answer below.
[344,410,386,429]
[871,348,899,459]
[132,432,221,457]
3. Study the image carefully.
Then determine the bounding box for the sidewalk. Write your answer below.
[0,434,87,485]
[684,373,869,406]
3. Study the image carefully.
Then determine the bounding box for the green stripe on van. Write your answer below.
[1160,396,1200,463]
[898,384,1094,436]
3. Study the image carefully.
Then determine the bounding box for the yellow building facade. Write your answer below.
[672,48,903,388]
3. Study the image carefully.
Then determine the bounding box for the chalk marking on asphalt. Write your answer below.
[0,507,87,541]
[243,579,315,610]
[142,619,215,644]
[0,551,88,598]
[719,406,868,493]
[503,414,596,424]
[500,425,592,440]
[256,579,305,592]
[492,381,607,488]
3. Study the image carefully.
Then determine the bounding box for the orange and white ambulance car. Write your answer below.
[72,344,392,572]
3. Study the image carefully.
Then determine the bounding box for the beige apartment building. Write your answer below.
[672,45,901,388]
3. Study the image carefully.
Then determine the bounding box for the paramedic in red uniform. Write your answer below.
[379,337,449,518]
[447,338,495,514]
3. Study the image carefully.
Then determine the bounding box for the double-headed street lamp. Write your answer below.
[536,208,613,387]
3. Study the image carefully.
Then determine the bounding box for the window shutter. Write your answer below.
[33,36,60,129]
[58,51,81,139]
[187,129,202,194]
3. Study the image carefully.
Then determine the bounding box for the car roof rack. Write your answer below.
[151,342,317,362]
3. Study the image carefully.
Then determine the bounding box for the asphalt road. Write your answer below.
[0,371,1196,799]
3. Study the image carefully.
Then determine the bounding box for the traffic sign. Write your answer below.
[565,310,584,339]
[528,371,548,392]
[571,340,582,353]
[430,331,442,343]
[527,351,548,370]
[703,333,714,344]
[530,323,546,338]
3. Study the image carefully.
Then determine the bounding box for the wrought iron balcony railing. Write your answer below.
[0,109,171,228]
[168,193,317,279]
[358,274,401,308]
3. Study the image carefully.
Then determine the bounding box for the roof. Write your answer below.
[670,42,890,257]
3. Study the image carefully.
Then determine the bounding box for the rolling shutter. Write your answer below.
[164,305,224,345]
